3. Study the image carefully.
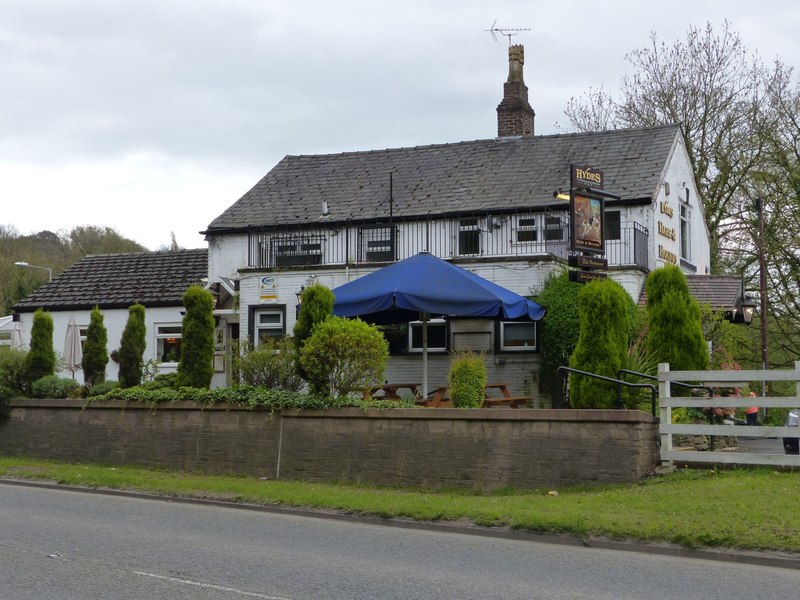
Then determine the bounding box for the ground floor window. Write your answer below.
[497,321,537,352]
[156,324,182,363]
[409,319,448,352]
[253,308,285,346]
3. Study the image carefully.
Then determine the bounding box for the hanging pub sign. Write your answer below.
[570,164,605,255]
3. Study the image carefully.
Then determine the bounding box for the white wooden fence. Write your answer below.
[659,362,800,467]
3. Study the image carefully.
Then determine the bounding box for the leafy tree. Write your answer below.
[299,317,388,398]
[81,306,109,387]
[293,284,334,394]
[645,266,709,371]
[534,272,581,401]
[562,21,786,273]
[568,279,631,409]
[118,304,146,388]
[177,286,215,389]
[23,309,56,386]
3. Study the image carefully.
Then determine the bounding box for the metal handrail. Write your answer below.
[556,366,657,417]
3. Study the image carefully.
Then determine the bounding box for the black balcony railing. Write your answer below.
[247,211,649,270]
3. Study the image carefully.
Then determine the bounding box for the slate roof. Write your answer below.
[14,249,208,313]
[638,274,744,312]
[204,124,681,233]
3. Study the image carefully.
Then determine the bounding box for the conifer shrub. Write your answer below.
[82,305,109,387]
[448,351,487,408]
[645,265,709,371]
[23,309,56,387]
[118,304,146,388]
[568,278,631,408]
[177,285,215,388]
[299,316,388,399]
[293,284,334,395]
[534,272,581,399]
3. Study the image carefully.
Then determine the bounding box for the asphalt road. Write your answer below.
[1,483,798,600]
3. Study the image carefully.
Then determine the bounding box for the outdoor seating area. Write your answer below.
[365,383,531,408]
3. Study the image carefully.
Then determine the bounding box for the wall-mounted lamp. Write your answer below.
[733,296,756,325]
[295,285,305,304]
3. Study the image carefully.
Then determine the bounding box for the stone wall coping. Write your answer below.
[9,398,657,424]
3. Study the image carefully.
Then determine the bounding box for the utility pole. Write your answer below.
[755,197,768,401]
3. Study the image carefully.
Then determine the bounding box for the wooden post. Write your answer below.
[658,362,672,468]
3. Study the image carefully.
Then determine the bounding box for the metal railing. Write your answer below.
[555,366,657,416]
[247,211,649,269]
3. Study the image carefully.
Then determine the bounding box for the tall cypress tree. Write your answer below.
[645,265,709,371]
[292,284,334,395]
[24,308,56,385]
[118,304,146,388]
[177,285,215,388]
[82,305,109,387]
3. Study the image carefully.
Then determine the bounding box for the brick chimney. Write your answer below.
[496,44,535,137]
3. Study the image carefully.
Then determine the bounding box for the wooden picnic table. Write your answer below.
[483,383,531,408]
[364,383,424,402]
[420,383,530,408]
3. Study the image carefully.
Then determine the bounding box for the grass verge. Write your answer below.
[1,457,797,554]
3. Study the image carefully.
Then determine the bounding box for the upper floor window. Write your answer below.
[544,214,565,241]
[515,215,538,243]
[156,324,182,364]
[680,204,692,261]
[359,226,395,263]
[458,218,481,255]
[605,210,621,240]
[271,236,323,267]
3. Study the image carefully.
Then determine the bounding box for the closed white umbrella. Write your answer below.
[10,321,24,350]
[63,316,83,378]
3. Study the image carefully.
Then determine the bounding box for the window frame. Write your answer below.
[359,225,396,263]
[495,321,538,353]
[156,323,183,365]
[408,319,449,353]
[248,306,287,347]
[270,235,324,267]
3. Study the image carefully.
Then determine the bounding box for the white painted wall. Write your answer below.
[15,305,186,386]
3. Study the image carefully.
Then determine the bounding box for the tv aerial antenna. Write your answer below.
[485,19,530,45]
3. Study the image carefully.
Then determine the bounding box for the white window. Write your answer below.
[499,322,537,351]
[254,310,284,346]
[408,319,448,352]
[271,235,323,267]
[680,203,692,262]
[156,325,182,364]
[359,226,395,262]
[515,215,538,243]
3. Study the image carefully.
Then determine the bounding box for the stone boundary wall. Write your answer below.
[0,400,659,489]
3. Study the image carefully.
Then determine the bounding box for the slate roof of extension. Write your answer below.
[638,274,744,312]
[14,249,208,313]
[205,124,681,233]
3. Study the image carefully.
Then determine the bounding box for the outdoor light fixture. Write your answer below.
[295,285,305,304]
[14,261,52,282]
[735,296,756,325]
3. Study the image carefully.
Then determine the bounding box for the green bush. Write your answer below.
[85,380,119,398]
[0,348,28,396]
[448,351,487,408]
[238,337,304,391]
[24,309,56,387]
[31,375,81,399]
[177,285,215,389]
[569,278,631,409]
[82,306,109,387]
[118,304,146,388]
[138,372,180,390]
[299,317,388,398]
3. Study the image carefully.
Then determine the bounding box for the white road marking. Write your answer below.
[134,571,292,599]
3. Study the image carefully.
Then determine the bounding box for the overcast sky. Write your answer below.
[3,0,799,251]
